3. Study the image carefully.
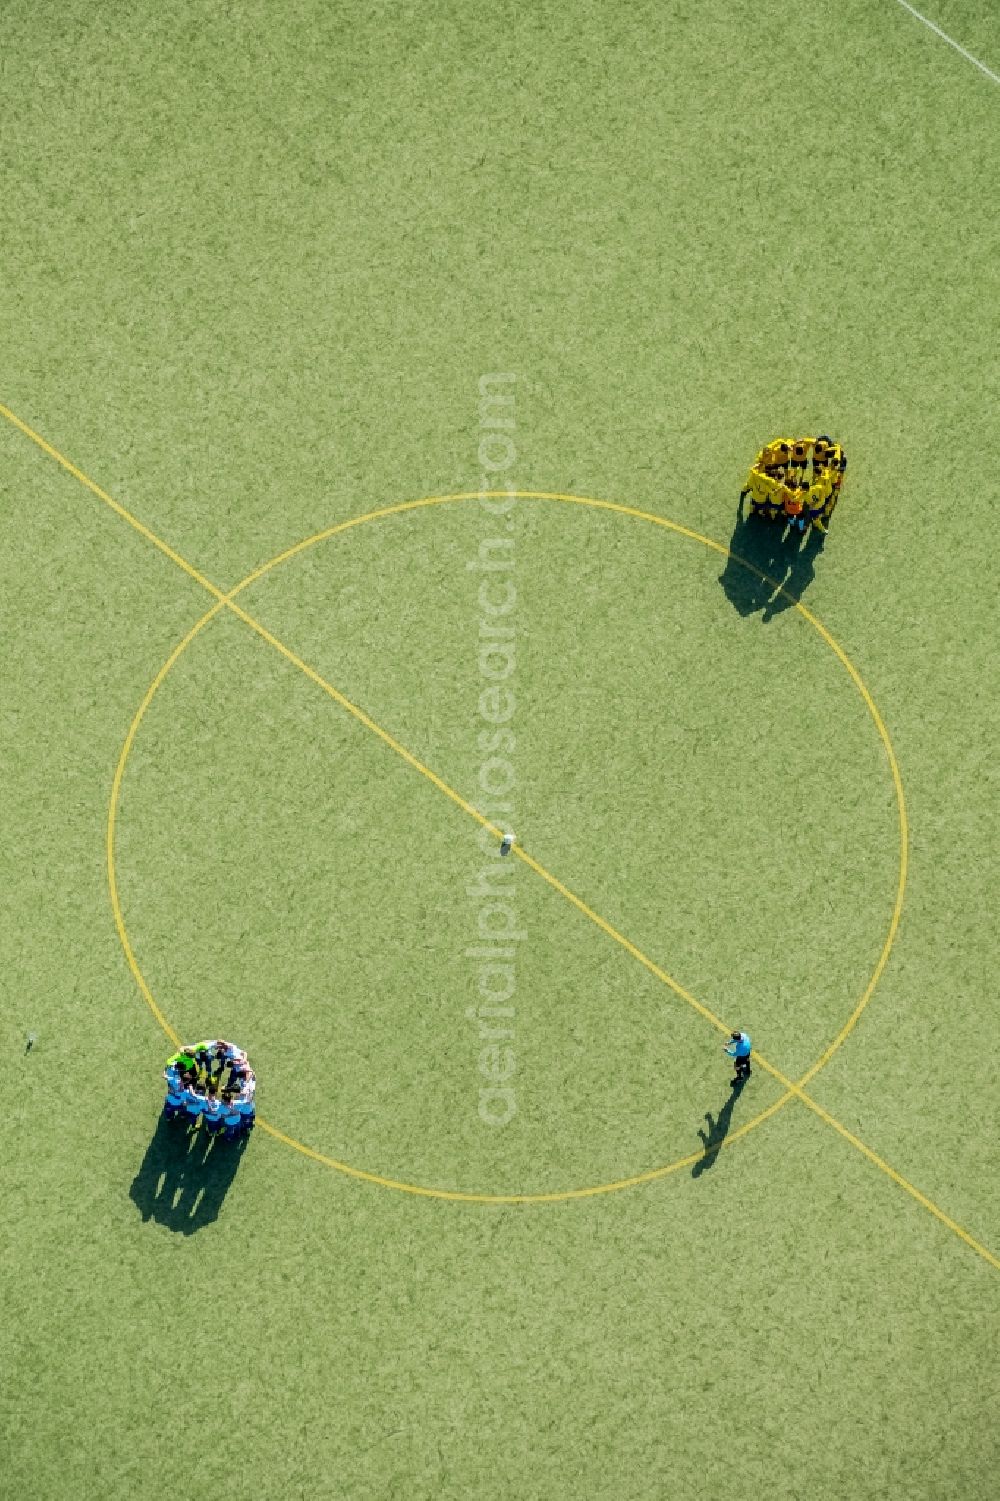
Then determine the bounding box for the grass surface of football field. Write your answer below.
[1,2,998,1497]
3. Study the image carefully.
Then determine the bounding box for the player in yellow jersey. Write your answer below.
[805,467,835,533]
[763,470,784,519]
[792,478,814,531]
[812,435,833,473]
[790,436,815,478]
[772,438,794,473]
[741,460,770,507]
[755,439,791,474]
[824,450,847,526]
[775,477,798,527]
[742,467,777,520]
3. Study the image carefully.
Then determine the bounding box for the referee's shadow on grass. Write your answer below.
[129,1114,247,1234]
[718,498,824,620]
[691,1078,746,1177]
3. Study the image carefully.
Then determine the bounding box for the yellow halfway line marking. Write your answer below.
[0,402,224,600]
[223,593,508,840]
[731,1047,1000,1271]
[790,1088,1000,1271]
[5,401,996,1269]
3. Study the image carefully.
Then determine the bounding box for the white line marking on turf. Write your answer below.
[894,0,1000,85]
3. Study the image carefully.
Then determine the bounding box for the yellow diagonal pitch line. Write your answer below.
[0,402,222,598]
[4,399,997,1270]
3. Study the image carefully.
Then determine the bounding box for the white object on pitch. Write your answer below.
[499,832,515,856]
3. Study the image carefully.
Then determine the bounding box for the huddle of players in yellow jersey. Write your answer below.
[740,436,847,534]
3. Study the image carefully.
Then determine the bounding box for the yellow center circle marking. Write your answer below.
[108,491,908,1204]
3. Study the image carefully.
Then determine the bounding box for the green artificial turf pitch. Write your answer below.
[1,2,998,1498]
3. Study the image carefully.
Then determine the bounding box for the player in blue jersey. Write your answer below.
[222,1096,243,1142]
[724,1030,752,1086]
[183,1086,206,1129]
[163,1070,186,1122]
[203,1090,225,1136]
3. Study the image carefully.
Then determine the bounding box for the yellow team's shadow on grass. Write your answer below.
[719,499,826,621]
[129,1114,247,1233]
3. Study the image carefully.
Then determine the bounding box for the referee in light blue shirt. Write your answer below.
[724,1031,752,1087]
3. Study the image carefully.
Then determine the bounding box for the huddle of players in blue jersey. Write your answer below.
[162,1038,256,1140]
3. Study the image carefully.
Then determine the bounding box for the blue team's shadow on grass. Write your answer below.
[129,1114,247,1233]
[718,498,825,621]
[691,1077,746,1177]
